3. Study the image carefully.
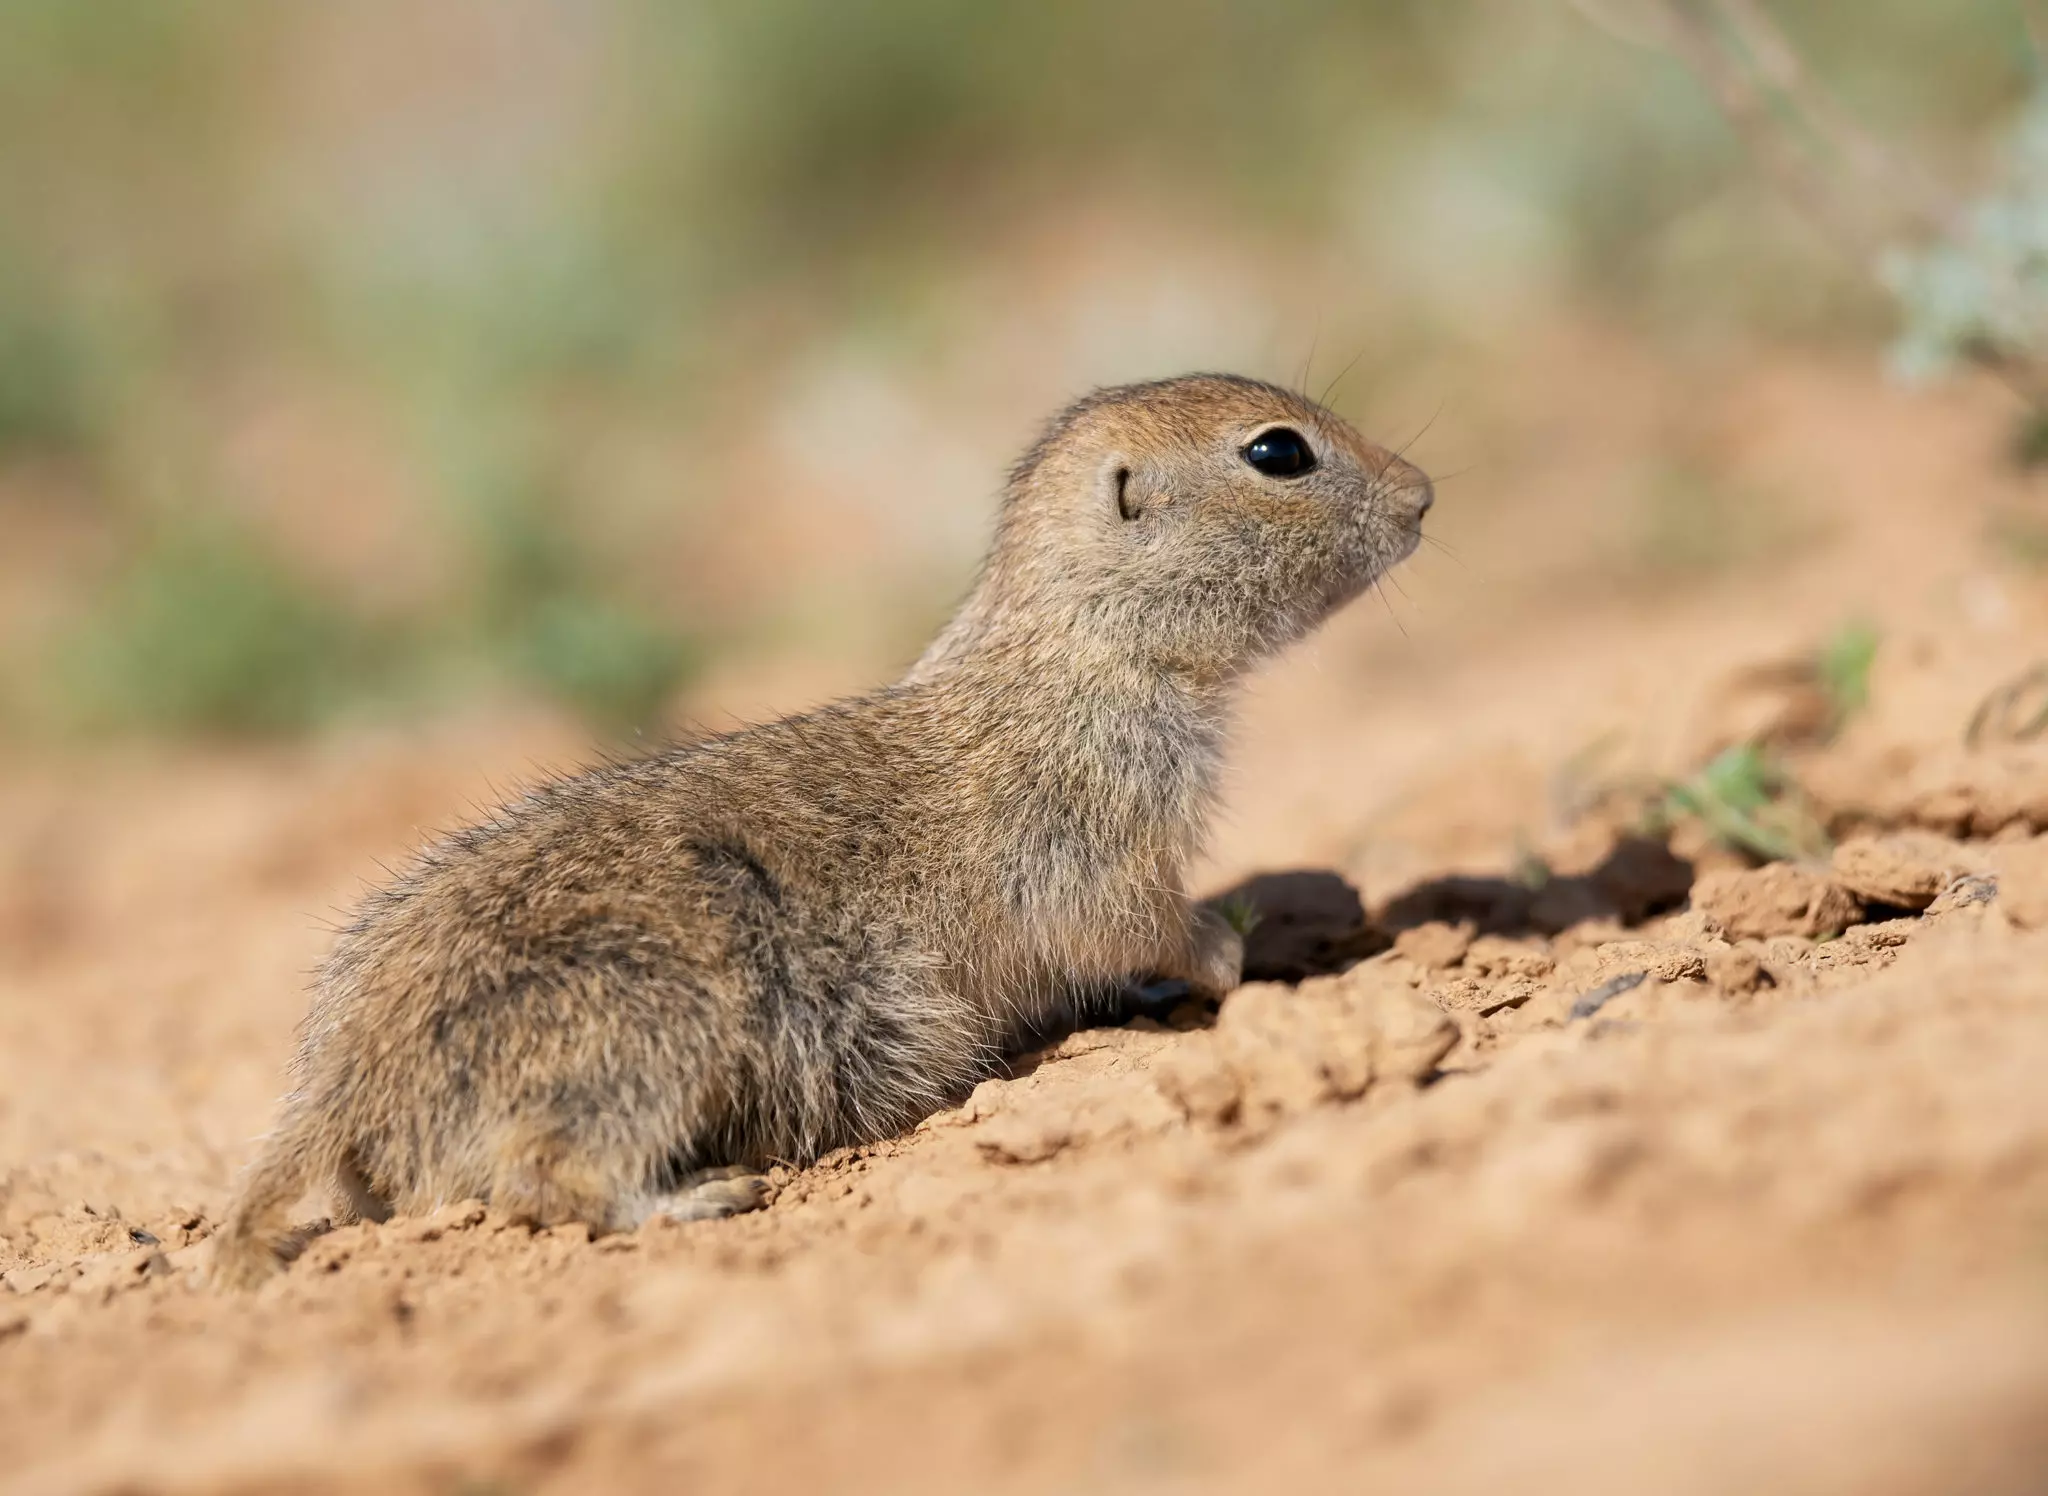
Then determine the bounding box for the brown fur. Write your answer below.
[210,373,1432,1288]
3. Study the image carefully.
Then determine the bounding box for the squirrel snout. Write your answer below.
[1408,474,1436,519]
[1376,454,1433,522]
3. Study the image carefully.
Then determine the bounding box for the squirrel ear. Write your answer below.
[1108,460,1168,522]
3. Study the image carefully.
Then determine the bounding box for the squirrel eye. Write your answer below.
[1242,427,1317,478]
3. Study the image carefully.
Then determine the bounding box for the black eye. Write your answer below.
[1242,427,1316,478]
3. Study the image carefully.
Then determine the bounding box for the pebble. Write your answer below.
[1570,971,1647,1021]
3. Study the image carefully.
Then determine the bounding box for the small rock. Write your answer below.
[1569,971,1646,1021]
[1927,873,1998,916]
[1392,921,1474,971]
[1691,863,1863,941]
[2,1263,58,1295]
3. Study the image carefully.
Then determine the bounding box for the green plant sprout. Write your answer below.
[1816,619,1879,731]
[1215,893,1264,941]
[1663,743,1831,864]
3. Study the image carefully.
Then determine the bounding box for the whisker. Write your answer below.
[1393,399,1444,463]
[1372,576,1409,639]
[1318,348,1367,409]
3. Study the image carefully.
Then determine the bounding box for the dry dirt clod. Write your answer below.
[1829,837,1955,911]
[976,1114,1074,1165]
[1392,921,1474,971]
[1154,967,1456,1130]
[1705,947,1775,995]
[1154,1044,1243,1126]
[1691,656,1837,759]
[2,1263,61,1295]
[392,1200,489,1244]
[1990,837,2048,930]
[1691,863,1864,941]
[1585,940,1707,985]
[1364,979,1463,1082]
[1465,935,1554,980]
[1474,980,1542,1017]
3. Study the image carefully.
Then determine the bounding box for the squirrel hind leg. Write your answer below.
[486,1120,644,1232]
[333,1148,393,1226]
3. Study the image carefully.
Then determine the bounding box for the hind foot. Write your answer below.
[647,1165,776,1225]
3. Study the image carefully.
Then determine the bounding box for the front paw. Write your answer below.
[1185,905,1246,1001]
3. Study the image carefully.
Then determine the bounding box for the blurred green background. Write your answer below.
[0,0,2034,737]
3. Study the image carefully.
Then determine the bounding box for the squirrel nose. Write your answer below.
[1380,455,1433,520]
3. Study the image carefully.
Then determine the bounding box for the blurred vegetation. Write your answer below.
[1815,618,1880,730]
[60,517,378,734]
[0,1,2036,736]
[0,280,97,458]
[1887,77,2048,402]
[1662,742,1832,864]
[52,494,693,736]
[463,476,697,729]
[1647,619,1876,864]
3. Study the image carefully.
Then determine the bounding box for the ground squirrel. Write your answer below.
[211,373,1433,1287]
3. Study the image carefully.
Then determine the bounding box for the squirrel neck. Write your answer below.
[904,609,1238,881]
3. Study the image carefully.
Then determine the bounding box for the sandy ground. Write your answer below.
[3,350,2048,1494]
